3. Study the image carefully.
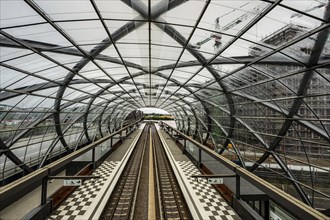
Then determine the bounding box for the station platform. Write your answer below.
[48,123,240,220]
[157,129,241,220]
[0,126,144,220]
[49,126,145,220]
[4,123,240,220]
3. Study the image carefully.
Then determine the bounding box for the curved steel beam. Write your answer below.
[157,70,330,147]
[106,104,134,132]
[170,18,330,108]
[50,0,188,154]
[155,72,211,121]
[0,78,112,101]
[201,98,270,150]
[232,91,330,143]
[37,98,135,168]
[1,1,213,162]
[155,22,236,148]
[98,104,117,138]
[175,103,191,135]
[82,85,139,143]
[173,108,186,131]
[86,104,134,142]
[0,139,33,174]
[90,0,147,106]
[160,96,199,129]
[3,66,326,174]
[4,35,320,72]
[172,106,194,133]
[159,56,308,70]
[156,0,284,150]
[178,111,186,132]
[2,95,97,150]
[172,105,199,139]
[153,73,245,165]
[195,114,216,148]
[171,98,233,158]
[0,35,143,70]
[174,101,201,142]
[248,4,330,206]
[154,0,211,106]
[208,116,245,168]
[0,28,145,158]
[105,105,123,133]
[173,111,182,130]
[199,102,213,145]
[38,101,134,168]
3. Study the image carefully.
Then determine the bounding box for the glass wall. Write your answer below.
[1,0,329,211]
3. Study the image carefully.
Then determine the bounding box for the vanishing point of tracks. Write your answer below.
[100,123,190,219]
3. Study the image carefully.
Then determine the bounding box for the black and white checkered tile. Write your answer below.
[177,161,241,220]
[49,161,119,220]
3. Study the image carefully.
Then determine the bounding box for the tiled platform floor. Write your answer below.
[49,125,240,220]
[158,129,241,220]
[178,161,240,220]
[48,161,119,220]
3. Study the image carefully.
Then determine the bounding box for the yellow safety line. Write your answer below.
[148,127,156,219]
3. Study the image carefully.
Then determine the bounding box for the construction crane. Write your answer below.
[193,3,266,52]
[291,0,326,18]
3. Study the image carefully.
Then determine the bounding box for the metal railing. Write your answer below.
[0,120,141,211]
[160,122,329,220]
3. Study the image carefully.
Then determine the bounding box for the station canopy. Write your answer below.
[1,0,330,208]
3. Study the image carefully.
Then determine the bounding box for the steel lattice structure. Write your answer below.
[1,0,330,210]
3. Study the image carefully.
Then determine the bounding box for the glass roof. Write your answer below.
[1,0,330,211]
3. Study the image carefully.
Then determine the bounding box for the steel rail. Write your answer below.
[101,123,149,219]
[152,124,190,219]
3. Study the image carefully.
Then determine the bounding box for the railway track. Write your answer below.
[152,125,190,219]
[100,123,190,219]
[100,124,150,219]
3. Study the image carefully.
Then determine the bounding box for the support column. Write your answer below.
[187,119,191,136]
[236,174,241,200]
[92,148,95,169]
[41,176,48,205]
[183,138,186,154]
[198,148,202,168]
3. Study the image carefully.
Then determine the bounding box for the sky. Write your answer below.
[138,107,170,114]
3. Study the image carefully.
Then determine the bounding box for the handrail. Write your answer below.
[160,122,329,220]
[0,120,141,210]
